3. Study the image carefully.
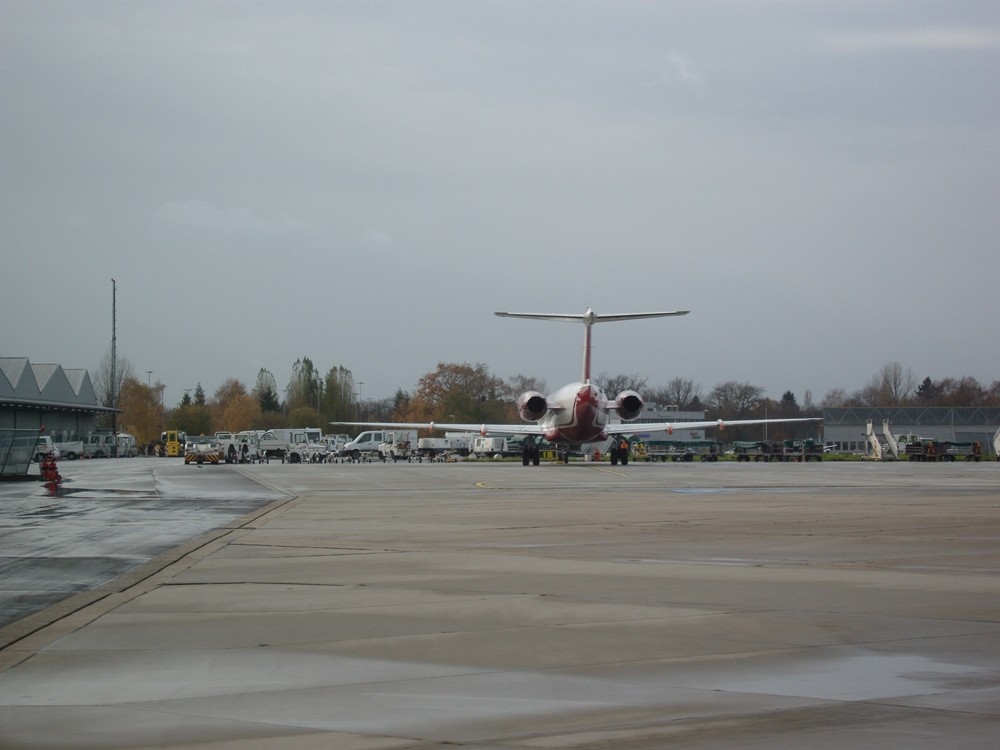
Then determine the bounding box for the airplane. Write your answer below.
[331,307,822,465]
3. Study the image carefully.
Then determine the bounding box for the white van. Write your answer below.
[117,433,138,457]
[342,431,386,460]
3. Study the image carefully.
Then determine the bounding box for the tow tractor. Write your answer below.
[184,435,222,465]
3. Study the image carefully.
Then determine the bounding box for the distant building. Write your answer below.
[611,403,710,442]
[823,407,1000,454]
[0,357,118,437]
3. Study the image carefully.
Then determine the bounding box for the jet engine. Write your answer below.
[613,390,644,421]
[517,391,548,422]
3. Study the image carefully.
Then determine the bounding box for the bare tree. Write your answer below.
[93,347,135,428]
[505,374,547,400]
[594,372,648,396]
[938,376,987,406]
[819,388,848,409]
[863,361,916,405]
[706,381,765,419]
[649,377,700,409]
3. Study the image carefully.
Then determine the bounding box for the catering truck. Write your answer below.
[258,427,324,462]
[378,430,418,462]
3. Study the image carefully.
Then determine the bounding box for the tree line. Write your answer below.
[95,352,998,448]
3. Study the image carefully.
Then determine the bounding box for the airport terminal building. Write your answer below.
[823,406,1000,455]
[0,357,115,434]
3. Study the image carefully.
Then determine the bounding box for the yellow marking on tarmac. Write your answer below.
[475,481,500,489]
[585,465,629,478]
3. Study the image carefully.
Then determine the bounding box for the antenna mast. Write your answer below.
[111,278,117,454]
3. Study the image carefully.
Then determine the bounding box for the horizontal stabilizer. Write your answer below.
[495,309,689,323]
[496,307,690,383]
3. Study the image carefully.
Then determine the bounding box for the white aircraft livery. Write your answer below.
[332,307,821,464]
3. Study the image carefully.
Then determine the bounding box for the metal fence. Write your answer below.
[0,429,41,477]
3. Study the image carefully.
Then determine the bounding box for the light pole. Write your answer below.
[146,370,153,387]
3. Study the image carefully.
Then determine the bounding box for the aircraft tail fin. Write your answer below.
[495,307,689,383]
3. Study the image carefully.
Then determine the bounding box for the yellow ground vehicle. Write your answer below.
[164,430,185,457]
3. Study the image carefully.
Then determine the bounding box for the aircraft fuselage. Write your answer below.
[540,381,611,444]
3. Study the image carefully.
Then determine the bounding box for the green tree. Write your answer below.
[779,390,799,414]
[322,365,356,423]
[390,388,410,420]
[287,406,320,427]
[193,383,206,407]
[771,390,804,441]
[286,357,318,412]
[254,368,281,413]
[169,403,212,436]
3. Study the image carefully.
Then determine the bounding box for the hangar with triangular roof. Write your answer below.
[0,357,118,436]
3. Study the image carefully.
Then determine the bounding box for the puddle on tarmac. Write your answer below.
[683,652,991,701]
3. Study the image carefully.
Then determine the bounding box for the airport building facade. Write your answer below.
[822,407,1000,454]
[624,403,710,441]
[0,357,115,435]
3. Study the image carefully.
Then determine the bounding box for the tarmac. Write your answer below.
[1,457,999,749]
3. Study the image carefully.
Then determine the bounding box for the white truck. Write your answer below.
[117,433,138,457]
[324,434,349,458]
[82,433,117,458]
[342,430,416,461]
[33,436,61,461]
[214,431,242,463]
[53,438,84,460]
[417,433,473,460]
[258,427,327,463]
[378,430,418,462]
[233,431,265,463]
[472,435,509,458]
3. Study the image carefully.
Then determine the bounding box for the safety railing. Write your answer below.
[0,429,41,477]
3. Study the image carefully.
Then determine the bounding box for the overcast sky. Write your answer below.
[3,1,998,409]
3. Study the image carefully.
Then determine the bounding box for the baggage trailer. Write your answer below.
[640,440,720,462]
[903,438,981,462]
[940,441,982,462]
[732,441,777,462]
[777,439,824,462]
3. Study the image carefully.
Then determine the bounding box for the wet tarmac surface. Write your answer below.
[1,458,999,748]
[0,458,285,628]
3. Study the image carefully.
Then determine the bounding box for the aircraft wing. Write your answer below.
[608,417,822,435]
[330,421,545,435]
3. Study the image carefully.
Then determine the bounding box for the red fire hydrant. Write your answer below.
[40,454,62,485]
